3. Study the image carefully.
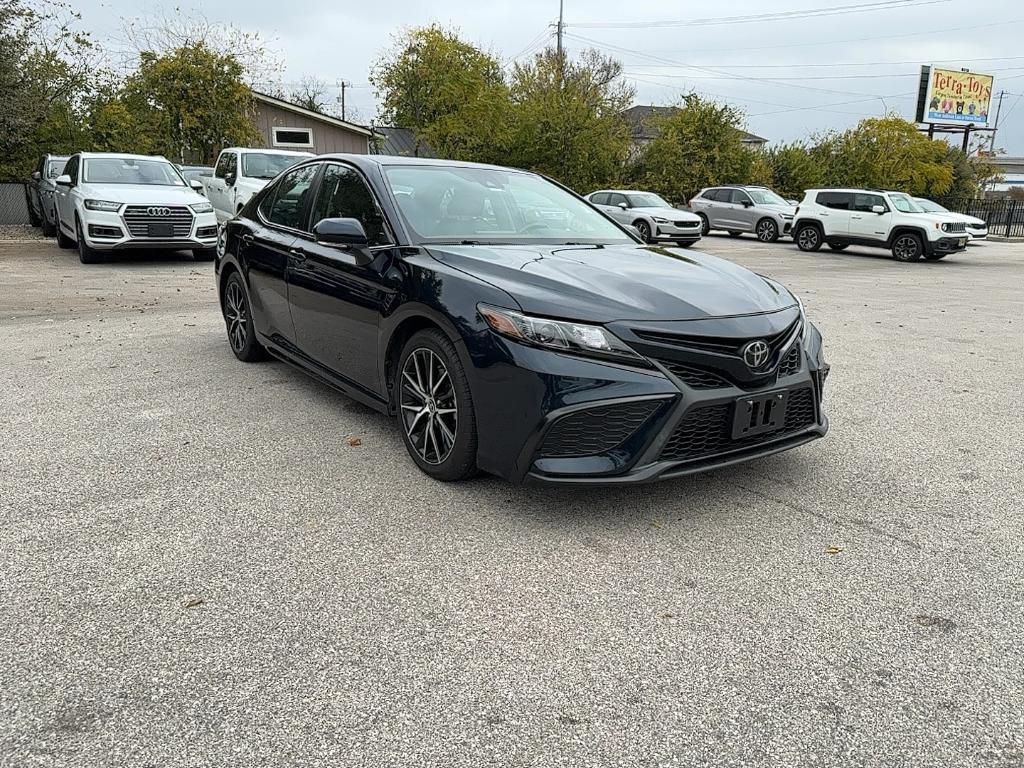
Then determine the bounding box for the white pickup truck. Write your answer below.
[202,147,313,223]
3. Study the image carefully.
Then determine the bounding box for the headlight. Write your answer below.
[794,293,811,343]
[940,222,951,232]
[652,217,671,224]
[191,201,214,213]
[478,305,646,364]
[84,199,121,212]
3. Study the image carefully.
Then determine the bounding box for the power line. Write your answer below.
[571,0,949,30]
[622,66,1024,82]
[622,56,1024,71]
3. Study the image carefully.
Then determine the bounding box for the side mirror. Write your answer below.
[871,204,886,214]
[314,217,370,248]
[189,179,204,191]
[31,171,41,181]
[742,200,753,208]
[617,202,628,210]
[55,174,72,187]
[224,173,236,186]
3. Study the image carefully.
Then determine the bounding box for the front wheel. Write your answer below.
[796,224,823,252]
[755,218,779,243]
[41,214,57,237]
[397,329,478,482]
[892,233,923,262]
[76,217,103,264]
[634,220,652,243]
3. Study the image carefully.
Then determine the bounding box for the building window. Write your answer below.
[272,127,314,148]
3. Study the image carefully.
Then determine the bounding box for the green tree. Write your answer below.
[761,141,826,200]
[632,95,758,203]
[370,25,510,161]
[119,43,260,164]
[505,49,634,192]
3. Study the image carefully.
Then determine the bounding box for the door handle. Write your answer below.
[851,215,863,220]
[289,248,307,263]
[241,233,254,246]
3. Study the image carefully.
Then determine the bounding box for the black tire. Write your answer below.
[728,231,743,238]
[41,214,57,237]
[56,221,75,249]
[796,224,823,252]
[923,252,948,261]
[678,241,695,248]
[697,213,710,236]
[755,218,779,243]
[397,328,478,482]
[891,233,923,262]
[193,248,216,262]
[26,191,41,227]
[633,220,652,243]
[76,216,103,264]
[828,243,848,251]
[222,271,267,362]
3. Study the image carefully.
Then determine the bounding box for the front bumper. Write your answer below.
[928,235,969,255]
[80,208,218,251]
[652,221,702,243]
[470,323,829,485]
[966,228,988,241]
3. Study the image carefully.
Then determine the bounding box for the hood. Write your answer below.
[79,183,206,206]
[758,202,797,216]
[633,206,701,221]
[427,243,794,323]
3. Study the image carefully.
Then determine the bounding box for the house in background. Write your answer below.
[251,91,374,154]
[373,127,439,158]
[623,105,768,156]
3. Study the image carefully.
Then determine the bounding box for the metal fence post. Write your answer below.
[1007,199,1016,239]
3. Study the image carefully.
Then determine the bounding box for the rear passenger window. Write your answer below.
[816,192,852,210]
[591,193,609,205]
[259,163,319,230]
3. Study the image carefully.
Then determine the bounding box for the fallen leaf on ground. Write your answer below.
[183,598,204,608]
[825,545,843,555]
[346,437,363,447]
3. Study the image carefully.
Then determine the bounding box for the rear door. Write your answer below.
[288,162,399,394]
[815,192,852,237]
[243,162,320,345]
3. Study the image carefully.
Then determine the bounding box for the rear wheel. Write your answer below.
[222,272,266,362]
[634,220,652,243]
[755,218,779,243]
[796,224,823,252]
[397,329,478,482]
[892,233,923,262]
[76,216,103,264]
[56,221,75,249]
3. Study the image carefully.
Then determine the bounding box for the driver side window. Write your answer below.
[260,163,318,230]
[310,164,392,246]
[609,193,628,208]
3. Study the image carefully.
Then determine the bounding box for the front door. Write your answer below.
[55,154,79,236]
[288,162,398,395]
[730,189,757,232]
[848,193,891,243]
[243,162,319,344]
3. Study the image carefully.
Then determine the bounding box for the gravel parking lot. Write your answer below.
[2,235,1022,767]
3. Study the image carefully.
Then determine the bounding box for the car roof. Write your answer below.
[808,187,889,193]
[224,147,315,156]
[590,189,659,195]
[77,152,170,161]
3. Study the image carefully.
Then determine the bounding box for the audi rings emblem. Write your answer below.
[741,339,770,370]
[146,207,171,217]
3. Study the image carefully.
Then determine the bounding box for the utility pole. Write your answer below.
[556,0,564,63]
[989,89,1006,155]
[337,80,349,121]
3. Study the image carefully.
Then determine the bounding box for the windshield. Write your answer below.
[747,188,789,206]
[889,193,925,213]
[384,165,634,245]
[46,159,67,179]
[242,153,303,180]
[181,168,212,184]
[627,193,671,208]
[915,198,947,213]
[83,158,185,186]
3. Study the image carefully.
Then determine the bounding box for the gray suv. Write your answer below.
[689,185,796,242]
[26,154,70,237]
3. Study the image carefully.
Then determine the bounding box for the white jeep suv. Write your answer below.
[54,153,218,264]
[792,189,968,262]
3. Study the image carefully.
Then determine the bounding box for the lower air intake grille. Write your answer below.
[659,387,816,462]
[657,360,730,389]
[538,401,661,458]
[778,345,801,377]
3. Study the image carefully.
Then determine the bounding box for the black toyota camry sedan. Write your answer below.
[214,155,829,484]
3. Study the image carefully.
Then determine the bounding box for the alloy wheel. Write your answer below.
[400,348,458,465]
[798,227,819,250]
[636,221,652,242]
[224,281,248,353]
[757,220,778,242]
[893,235,920,261]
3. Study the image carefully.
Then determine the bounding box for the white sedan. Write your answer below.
[915,197,988,241]
[54,152,219,264]
[586,189,703,246]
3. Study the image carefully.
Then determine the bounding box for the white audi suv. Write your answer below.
[54,152,218,264]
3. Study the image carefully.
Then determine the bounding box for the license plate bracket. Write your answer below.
[732,390,788,439]
[148,222,173,238]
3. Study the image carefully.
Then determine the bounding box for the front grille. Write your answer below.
[943,222,966,233]
[674,220,700,228]
[122,205,194,239]
[659,387,816,462]
[657,359,730,389]
[778,345,801,377]
[634,318,801,359]
[538,401,661,458]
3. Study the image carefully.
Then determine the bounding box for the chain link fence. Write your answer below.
[946,198,1024,238]
[0,183,32,225]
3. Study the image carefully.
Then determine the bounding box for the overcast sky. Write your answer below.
[78,0,1024,153]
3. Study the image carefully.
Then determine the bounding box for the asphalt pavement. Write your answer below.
[1,234,1022,767]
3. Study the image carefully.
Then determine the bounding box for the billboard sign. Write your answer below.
[916,66,994,126]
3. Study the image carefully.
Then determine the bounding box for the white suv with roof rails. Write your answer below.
[792,189,968,262]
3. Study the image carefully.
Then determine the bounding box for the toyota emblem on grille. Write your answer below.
[146,207,171,217]
[742,340,770,369]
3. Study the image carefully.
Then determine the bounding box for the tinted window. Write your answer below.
[260,163,319,230]
[816,192,853,210]
[591,192,609,205]
[65,156,79,184]
[608,193,628,208]
[730,189,752,205]
[700,188,717,200]
[709,189,730,202]
[215,152,235,179]
[854,193,886,212]
[310,164,391,246]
